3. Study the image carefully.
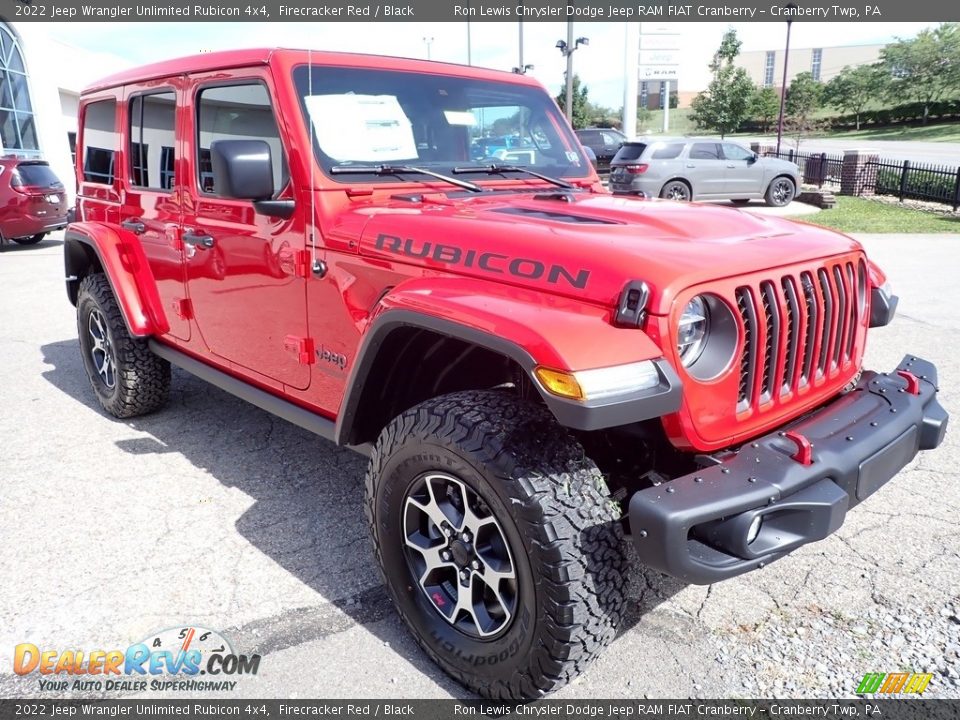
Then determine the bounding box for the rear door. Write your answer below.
[121,84,190,341]
[685,142,727,198]
[721,142,765,197]
[181,72,310,390]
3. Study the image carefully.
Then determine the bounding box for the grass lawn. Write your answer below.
[787,196,960,233]
[814,122,960,143]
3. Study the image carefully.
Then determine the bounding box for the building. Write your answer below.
[0,21,131,204]
[737,43,885,90]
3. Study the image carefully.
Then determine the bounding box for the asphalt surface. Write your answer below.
[1,229,958,700]
[744,136,960,166]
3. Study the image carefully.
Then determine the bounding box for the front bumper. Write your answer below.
[629,355,948,584]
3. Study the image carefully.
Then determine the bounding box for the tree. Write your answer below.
[690,30,754,137]
[555,74,591,129]
[750,86,780,133]
[880,22,960,125]
[824,65,883,130]
[785,71,824,146]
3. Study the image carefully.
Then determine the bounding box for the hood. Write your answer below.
[346,190,861,315]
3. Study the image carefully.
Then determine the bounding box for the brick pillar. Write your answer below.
[751,141,777,157]
[841,150,879,196]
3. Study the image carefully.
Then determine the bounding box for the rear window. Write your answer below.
[13,163,62,188]
[613,143,647,162]
[650,143,685,160]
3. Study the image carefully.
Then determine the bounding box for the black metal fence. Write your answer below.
[768,150,845,190]
[766,149,960,209]
[866,158,960,208]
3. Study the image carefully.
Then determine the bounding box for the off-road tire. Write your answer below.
[765,176,796,207]
[365,390,627,699]
[12,233,45,245]
[76,273,170,418]
[660,179,692,202]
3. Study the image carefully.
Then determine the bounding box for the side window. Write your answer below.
[600,131,622,147]
[196,83,286,196]
[722,143,754,162]
[579,130,598,144]
[129,92,176,190]
[689,143,721,160]
[82,99,118,184]
[650,143,684,160]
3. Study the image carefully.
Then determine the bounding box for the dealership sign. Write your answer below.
[638,26,680,81]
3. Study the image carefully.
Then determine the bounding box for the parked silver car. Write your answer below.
[609,137,801,207]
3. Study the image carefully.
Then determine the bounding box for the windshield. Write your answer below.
[293,66,590,184]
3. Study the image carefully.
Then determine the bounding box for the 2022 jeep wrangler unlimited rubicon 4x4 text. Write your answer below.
[64,49,948,699]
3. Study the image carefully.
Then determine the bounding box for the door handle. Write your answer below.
[726,164,736,168]
[121,219,146,235]
[183,231,215,249]
[685,164,696,168]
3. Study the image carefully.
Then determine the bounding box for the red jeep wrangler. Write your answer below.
[65,50,948,698]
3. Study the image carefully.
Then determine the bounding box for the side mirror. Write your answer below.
[748,153,759,164]
[210,139,274,200]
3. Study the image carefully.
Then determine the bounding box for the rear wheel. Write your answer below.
[76,273,170,418]
[365,390,627,699]
[660,180,691,202]
[12,233,45,245]
[765,176,796,207]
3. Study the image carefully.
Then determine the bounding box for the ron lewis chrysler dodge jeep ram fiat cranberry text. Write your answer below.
[63,49,948,699]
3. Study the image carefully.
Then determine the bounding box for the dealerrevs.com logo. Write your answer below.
[14,626,260,693]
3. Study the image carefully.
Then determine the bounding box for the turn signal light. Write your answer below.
[534,367,584,400]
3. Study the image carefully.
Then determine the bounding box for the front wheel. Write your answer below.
[660,180,691,202]
[12,233,45,245]
[76,273,171,418]
[765,176,796,207]
[365,391,627,699]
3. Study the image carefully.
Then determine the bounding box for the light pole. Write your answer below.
[775,3,797,155]
[423,36,434,61]
[556,24,589,122]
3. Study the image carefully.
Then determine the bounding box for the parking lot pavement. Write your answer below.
[1,231,958,699]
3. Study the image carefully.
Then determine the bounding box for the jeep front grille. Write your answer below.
[735,260,867,411]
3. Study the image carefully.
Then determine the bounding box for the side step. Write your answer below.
[148,340,370,457]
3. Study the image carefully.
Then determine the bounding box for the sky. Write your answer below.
[34,20,938,108]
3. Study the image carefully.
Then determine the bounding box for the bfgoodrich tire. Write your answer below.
[365,390,627,699]
[76,273,171,418]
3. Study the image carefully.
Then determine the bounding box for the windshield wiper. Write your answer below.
[452,164,574,189]
[329,164,483,193]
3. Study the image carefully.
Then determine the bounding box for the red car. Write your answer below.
[63,49,947,699]
[0,157,68,246]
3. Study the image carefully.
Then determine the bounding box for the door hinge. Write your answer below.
[294,249,311,278]
[173,298,193,320]
[284,335,316,365]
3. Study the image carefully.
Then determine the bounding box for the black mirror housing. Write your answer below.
[210,139,274,200]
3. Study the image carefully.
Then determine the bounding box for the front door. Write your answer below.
[120,86,190,341]
[181,75,310,390]
[721,142,765,196]
[685,142,728,198]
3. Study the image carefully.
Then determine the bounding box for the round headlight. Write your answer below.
[678,296,710,366]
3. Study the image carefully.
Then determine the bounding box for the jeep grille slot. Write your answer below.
[731,260,862,416]
[759,282,780,402]
[781,276,800,393]
[735,287,758,409]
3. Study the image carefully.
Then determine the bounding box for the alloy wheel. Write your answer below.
[402,472,517,639]
[87,308,117,390]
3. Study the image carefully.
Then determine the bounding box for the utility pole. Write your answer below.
[775,4,797,154]
[623,23,639,138]
[519,18,524,70]
[423,36,434,61]
[564,21,575,121]
[662,81,670,133]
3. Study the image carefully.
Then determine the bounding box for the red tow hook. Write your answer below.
[783,431,814,466]
[896,369,921,395]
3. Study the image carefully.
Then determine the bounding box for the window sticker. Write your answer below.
[443,110,477,126]
[305,94,418,162]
